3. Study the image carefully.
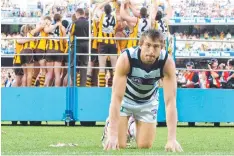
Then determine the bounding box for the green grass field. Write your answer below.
[1,123,234,155]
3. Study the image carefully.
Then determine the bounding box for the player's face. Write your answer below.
[39,19,46,27]
[227,61,233,69]
[140,37,162,65]
[212,61,218,68]
[45,19,52,26]
[186,65,192,69]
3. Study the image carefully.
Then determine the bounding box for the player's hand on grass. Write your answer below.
[165,140,183,152]
[104,135,119,151]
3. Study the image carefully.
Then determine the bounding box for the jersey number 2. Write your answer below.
[141,19,148,32]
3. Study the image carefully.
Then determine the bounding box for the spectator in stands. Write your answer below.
[206,58,222,88]
[226,31,232,40]
[37,0,43,12]
[199,71,208,89]
[225,59,234,89]
[204,31,209,39]
[4,73,14,87]
[177,70,186,87]
[182,61,200,88]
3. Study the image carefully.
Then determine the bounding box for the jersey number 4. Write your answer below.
[54,27,60,36]
[103,16,116,28]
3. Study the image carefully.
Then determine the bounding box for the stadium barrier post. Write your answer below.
[74,37,77,88]
[65,37,72,126]
[73,36,77,123]
[67,37,71,88]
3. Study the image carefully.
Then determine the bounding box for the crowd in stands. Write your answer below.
[1,69,15,87]
[2,0,234,18]
[1,0,42,17]
[175,30,234,52]
[44,1,88,17]
[2,58,233,89]
[1,0,20,9]
[1,8,42,18]
[177,59,234,89]
[1,33,19,54]
[172,0,234,17]
[174,28,234,89]
[1,0,88,18]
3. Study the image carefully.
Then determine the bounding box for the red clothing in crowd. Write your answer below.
[205,71,221,88]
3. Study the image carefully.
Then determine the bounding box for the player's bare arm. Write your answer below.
[122,2,136,28]
[163,55,183,152]
[17,26,36,43]
[104,53,130,150]
[44,23,60,33]
[129,3,140,17]
[151,0,159,26]
[16,35,33,44]
[165,0,172,24]
[95,0,113,19]
[120,1,137,25]
[16,36,31,44]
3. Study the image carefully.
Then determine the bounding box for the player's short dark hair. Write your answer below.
[228,59,234,66]
[44,16,52,21]
[186,61,194,67]
[54,14,62,22]
[104,4,112,15]
[20,25,27,35]
[76,8,84,15]
[155,11,163,21]
[62,20,69,29]
[139,29,165,48]
[140,7,147,18]
[26,24,34,32]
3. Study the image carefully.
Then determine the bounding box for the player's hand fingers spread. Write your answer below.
[172,147,176,152]
[105,142,113,151]
[104,142,110,150]
[175,146,180,152]
[176,144,183,152]
[174,141,183,152]
[165,144,176,152]
[180,146,184,152]
[165,140,183,152]
[111,143,117,150]
[167,146,175,152]
[104,141,118,151]
[165,145,172,152]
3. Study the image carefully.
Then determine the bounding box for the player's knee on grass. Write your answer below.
[118,116,129,149]
[119,142,127,149]
[135,119,156,149]
[137,141,153,149]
